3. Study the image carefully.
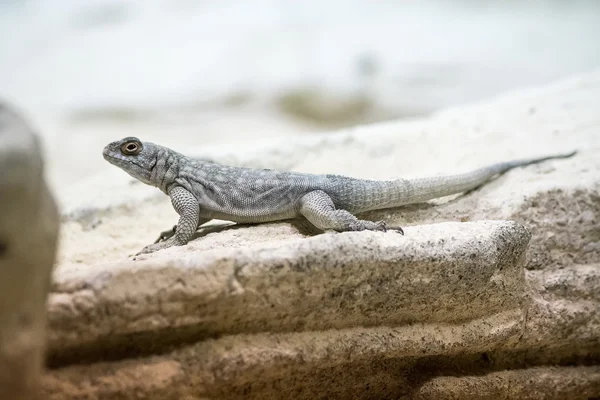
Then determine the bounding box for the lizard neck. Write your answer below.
[150,148,182,194]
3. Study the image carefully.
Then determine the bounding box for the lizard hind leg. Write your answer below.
[300,190,403,234]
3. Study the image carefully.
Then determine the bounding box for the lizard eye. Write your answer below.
[120,140,142,155]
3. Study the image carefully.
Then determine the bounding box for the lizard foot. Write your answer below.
[136,237,180,257]
[154,225,177,243]
[349,220,404,235]
[373,220,404,235]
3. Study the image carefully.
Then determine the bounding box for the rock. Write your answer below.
[47,221,529,362]
[412,366,600,400]
[46,70,600,398]
[0,104,60,399]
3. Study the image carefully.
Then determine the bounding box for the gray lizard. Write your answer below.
[103,136,575,255]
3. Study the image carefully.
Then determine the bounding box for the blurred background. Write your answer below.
[1,0,599,191]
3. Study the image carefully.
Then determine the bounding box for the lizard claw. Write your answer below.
[348,220,404,235]
[389,226,404,235]
[154,225,177,243]
[373,220,404,235]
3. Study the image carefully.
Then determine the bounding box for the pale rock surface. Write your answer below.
[0,104,60,399]
[45,70,600,398]
[412,366,600,400]
[47,221,529,358]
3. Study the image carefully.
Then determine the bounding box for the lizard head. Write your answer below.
[102,136,160,185]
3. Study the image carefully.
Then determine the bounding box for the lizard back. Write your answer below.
[174,159,328,222]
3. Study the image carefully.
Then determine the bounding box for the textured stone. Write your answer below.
[46,70,600,398]
[48,220,529,362]
[0,104,60,399]
[43,317,507,399]
[412,366,600,400]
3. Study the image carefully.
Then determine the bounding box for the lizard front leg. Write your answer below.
[138,186,201,255]
[300,190,404,234]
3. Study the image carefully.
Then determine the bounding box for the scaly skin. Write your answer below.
[102,137,576,255]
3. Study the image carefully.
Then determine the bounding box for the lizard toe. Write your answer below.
[154,225,177,243]
[136,237,180,257]
[374,220,388,231]
[388,226,404,235]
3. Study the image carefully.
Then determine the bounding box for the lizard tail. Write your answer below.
[351,150,576,212]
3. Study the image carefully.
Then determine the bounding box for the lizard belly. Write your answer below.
[200,208,298,223]
[195,185,305,223]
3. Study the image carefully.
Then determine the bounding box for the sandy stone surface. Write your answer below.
[412,366,600,400]
[44,70,600,399]
[47,221,529,359]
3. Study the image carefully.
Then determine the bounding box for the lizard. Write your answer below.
[102,136,576,255]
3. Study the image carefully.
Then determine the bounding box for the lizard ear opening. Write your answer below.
[120,140,143,156]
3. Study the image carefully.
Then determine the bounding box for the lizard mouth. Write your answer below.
[102,148,154,179]
[102,151,121,165]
